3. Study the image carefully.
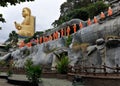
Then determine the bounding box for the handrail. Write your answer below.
[0,64,120,75]
[70,64,120,74]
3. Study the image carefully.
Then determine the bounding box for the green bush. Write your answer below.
[5,44,12,51]
[65,36,72,47]
[57,56,69,74]
[24,37,32,43]
[7,60,15,77]
[25,59,42,84]
[7,70,13,77]
[87,1,109,18]
[67,8,89,21]
[70,1,109,19]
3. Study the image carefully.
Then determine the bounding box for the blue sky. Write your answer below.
[0,0,66,43]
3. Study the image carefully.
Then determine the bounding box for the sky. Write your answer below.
[0,0,66,43]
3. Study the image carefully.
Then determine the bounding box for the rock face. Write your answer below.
[73,16,120,44]
[0,16,120,73]
[9,38,67,67]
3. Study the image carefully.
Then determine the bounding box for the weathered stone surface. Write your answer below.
[73,17,120,44]
[5,37,67,67]
[0,16,120,73]
[87,45,97,56]
[0,53,11,60]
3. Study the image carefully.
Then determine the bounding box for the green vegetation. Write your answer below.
[7,69,13,77]
[86,1,109,18]
[0,14,5,30]
[24,37,32,43]
[0,60,14,76]
[4,44,12,51]
[57,56,69,74]
[45,29,52,33]
[0,14,5,29]
[52,1,109,27]
[25,58,42,85]
[7,60,15,77]
[8,31,18,48]
[65,36,72,47]
[0,0,35,7]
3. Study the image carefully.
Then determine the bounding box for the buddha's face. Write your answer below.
[22,8,29,17]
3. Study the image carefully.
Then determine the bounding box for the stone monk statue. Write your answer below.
[14,7,35,37]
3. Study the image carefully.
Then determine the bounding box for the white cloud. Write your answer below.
[0,0,66,43]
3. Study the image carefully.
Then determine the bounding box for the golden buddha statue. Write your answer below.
[14,7,35,37]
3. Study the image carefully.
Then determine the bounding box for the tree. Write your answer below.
[8,31,18,47]
[52,0,92,27]
[0,0,35,7]
[0,14,5,29]
[57,56,70,74]
[0,0,35,29]
[52,1,108,27]
[25,58,42,86]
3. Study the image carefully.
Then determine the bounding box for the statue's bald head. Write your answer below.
[22,7,31,17]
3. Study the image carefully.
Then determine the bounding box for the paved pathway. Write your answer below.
[41,78,72,86]
[0,74,72,86]
[10,74,72,86]
[0,78,18,86]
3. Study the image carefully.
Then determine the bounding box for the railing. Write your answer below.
[0,67,25,74]
[0,64,120,76]
[68,64,120,76]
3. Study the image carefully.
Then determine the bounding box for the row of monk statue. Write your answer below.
[16,7,113,48]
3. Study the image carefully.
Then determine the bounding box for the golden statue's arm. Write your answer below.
[14,21,22,30]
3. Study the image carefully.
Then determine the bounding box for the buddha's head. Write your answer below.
[22,7,31,17]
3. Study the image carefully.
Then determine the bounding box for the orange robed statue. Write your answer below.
[53,32,56,40]
[108,7,113,16]
[93,16,98,23]
[67,26,70,36]
[35,38,39,44]
[87,18,91,26]
[26,42,32,47]
[79,22,83,29]
[73,24,77,33]
[19,41,25,48]
[39,37,43,44]
[49,35,52,41]
[100,12,105,20]
[55,31,59,39]
[61,29,64,37]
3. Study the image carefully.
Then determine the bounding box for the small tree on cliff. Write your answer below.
[8,31,18,48]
